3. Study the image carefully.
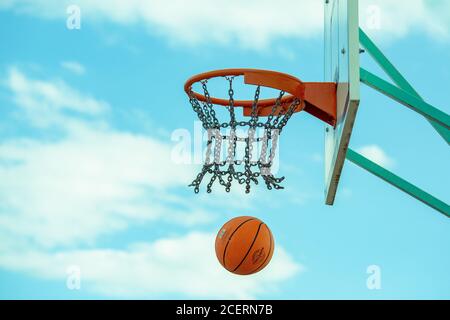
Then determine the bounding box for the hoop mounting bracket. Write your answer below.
[244,82,337,126]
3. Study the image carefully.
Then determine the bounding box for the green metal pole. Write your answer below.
[360,68,450,130]
[346,148,450,218]
[359,29,450,144]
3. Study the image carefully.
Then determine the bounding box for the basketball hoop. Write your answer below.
[184,69,306,194]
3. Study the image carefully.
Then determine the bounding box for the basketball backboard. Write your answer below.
[324,0,360,205]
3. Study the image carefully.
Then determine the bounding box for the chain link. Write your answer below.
[201,80,220,129]
[225,76,237,129]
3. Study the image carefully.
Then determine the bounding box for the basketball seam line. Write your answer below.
[250,226,272,274]
[222,218,255,269]
[232,222,263,273]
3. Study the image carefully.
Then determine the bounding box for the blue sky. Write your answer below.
[0,0,449,299]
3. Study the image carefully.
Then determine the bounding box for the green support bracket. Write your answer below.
[359,28,450,144]
[346,149,450,218]
[360,68,450,130]
[344,29,450,217]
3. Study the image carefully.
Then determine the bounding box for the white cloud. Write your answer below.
[0,232,302,299]
[0,0,323,50]
[0,128,202,248]
[0,68,200,248]
[357,145,394,168]
[61,61,86,75]
[360,0,450,42]
[5,67,108,127]
[1,0,449,50]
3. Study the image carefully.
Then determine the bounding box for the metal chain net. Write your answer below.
[187,76,300,194]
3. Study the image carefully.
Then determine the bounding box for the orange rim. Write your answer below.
[184,68,306,109]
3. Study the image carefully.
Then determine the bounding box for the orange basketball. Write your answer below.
[215,216,274,275]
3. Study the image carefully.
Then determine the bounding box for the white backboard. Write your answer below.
[324,0,360,205]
